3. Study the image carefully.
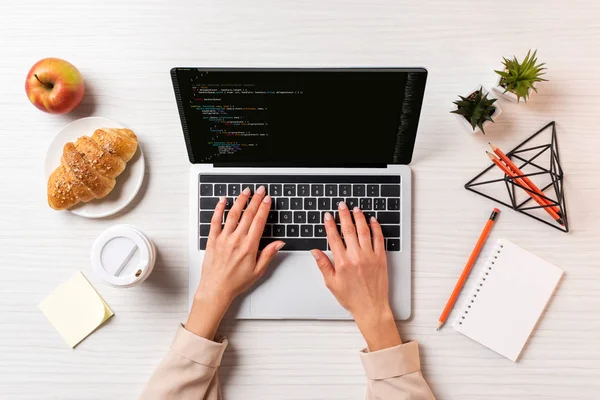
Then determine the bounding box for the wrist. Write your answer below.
[193,288,234,309]
[354,307,402,351]
[185,293,232,340]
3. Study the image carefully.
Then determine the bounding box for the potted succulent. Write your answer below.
[451,86,501,135]
[493,49,547,103]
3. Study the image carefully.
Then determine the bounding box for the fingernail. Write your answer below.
[338,201,347,210]
[353,206,360,213]
[219,196,226,203]
[310,249,320,260]
[370,216,377,222]
[275,242,286,250]
[324,212,332,221]
[242,187,251,195]
[256,185,265,194]
[263,195,271,203]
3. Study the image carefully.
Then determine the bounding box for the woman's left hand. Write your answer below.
[186,186,285,339]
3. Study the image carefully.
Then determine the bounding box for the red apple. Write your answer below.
[25,58,85,114]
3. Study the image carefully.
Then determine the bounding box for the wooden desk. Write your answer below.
[1,0,598,398]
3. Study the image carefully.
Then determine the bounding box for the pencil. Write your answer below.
[489,143,561,216]
[436,208,500,331]
[486,152,564,225]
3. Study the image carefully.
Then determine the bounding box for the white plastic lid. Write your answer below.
[91,225,155,287]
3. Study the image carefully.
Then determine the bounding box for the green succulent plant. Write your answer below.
[451,87,497,134]
[495,49,547,102]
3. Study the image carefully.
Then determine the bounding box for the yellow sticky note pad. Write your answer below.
[39,272,114,348]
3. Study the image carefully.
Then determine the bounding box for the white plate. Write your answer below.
[45,117,145,218]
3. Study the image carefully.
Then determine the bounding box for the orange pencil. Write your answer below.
[489,143,561,216]
[487,152,564,225]
[437,208,500,331]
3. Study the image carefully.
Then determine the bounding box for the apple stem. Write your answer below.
[34,74,54,89]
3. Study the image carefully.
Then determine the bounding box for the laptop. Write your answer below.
[171,67,427,320]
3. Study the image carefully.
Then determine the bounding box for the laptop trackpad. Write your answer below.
[250,252,348,319]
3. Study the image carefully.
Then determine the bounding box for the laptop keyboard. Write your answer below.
[198,175,401,252]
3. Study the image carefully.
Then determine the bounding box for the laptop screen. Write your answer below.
[171,68,427,166]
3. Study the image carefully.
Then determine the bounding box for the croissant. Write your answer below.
[48,128,138,210]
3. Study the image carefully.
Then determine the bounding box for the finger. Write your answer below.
[207,196,227,245]
[255,240,285,275]
[237,185,266,233]
[352,207,372,249]
[370,216,385,254]
[338,201,359,249]
[310,249,335,282]
[324,212,345,254]
[248,194,273,245]
[223,187,251,233]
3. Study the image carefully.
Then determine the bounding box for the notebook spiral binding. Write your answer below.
[456,241,505,327]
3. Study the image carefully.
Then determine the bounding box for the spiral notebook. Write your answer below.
[453,239,563,361]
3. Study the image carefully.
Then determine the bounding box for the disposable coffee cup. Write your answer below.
[91,225,156,288]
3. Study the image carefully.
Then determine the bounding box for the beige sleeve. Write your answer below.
[360,341,436,400]
[139,325,227,400]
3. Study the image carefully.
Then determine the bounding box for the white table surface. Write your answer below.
[1,1,599,399]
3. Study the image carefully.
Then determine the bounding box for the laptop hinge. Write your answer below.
[212,162,390,168]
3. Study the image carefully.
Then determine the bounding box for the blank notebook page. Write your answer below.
[453,239,563,361]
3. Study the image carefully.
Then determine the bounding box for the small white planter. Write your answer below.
[452,86,502,135]
[491,76,536,103]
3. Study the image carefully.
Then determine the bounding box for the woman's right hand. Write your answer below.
[310,201,402,351]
